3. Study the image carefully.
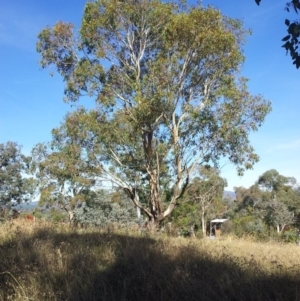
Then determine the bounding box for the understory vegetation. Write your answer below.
[1,220,300,301]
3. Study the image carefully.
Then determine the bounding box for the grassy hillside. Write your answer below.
[0,220,300,301]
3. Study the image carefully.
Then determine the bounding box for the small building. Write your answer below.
[209,218,228,238]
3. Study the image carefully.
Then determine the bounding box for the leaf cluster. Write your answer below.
[255,0,300,68]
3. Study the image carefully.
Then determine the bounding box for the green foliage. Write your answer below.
[50,210,66,223]
[233,216,266,238]
[74,190,137,227]
[282,229,299,243]
[0,142,37,206]
[169,166,226,235]
[171,202,198,228]
[32,210,43,219]
[31,128,101,213]
[262,200,294,231]
[255,0,300,68]
[228,169,300,239]
[258,169,294,191]
[37,0,271,223]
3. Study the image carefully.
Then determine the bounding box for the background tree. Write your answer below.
[169,166,226,237]
[257,169,299,232]
[74,189,137,227]
[255,0,300,68]
[229,169,300,236]
[185,166,227,236]
[0,142,37,207]
[257,169,292,191]
[261,197,294,233]
[257,169,300,213]
[234,184,262,217]
[37,0,271,226]
[228,185,270,237]
[31,119,102,223]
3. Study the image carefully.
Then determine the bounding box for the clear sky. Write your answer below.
[1,0,299,191]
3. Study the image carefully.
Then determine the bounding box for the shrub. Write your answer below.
[73,190,137,228]
[282,229,299,243]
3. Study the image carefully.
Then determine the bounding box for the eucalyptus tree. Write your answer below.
[257,169,300,230]
[31,123,102,223]
[0,142,37,206]
[37,0,271,226]
[185,166,227,236]
[262,198,294,233]
[232,170,299,233]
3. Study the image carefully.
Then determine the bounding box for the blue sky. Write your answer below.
[0,0,299,191]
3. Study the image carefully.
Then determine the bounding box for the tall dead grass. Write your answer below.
[0,220,300,301]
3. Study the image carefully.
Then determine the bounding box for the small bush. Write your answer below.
[51,211,66,223]
[282,229,299,243]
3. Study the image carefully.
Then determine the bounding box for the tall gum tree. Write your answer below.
[37,0,271,226]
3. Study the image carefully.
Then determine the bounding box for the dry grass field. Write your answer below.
[1,220,300,301]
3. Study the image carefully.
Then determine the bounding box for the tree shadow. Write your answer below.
[0,227,299,301]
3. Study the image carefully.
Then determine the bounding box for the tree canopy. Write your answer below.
[0,142,37,206]
[37,0,271,225]
[232,169,300,234]
[31,121,103,223]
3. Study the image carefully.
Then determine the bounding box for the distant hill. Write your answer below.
[13,201,39,212]
[9,193,235,212]
[223,190,236,200]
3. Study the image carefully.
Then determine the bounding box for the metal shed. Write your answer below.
[209,218,228,237]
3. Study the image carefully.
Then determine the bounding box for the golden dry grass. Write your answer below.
[1,220,300,301]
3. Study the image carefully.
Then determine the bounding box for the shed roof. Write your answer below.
[210,219,228,223]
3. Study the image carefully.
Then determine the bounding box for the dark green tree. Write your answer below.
[0,142,37,206]
[261,197,294,233]
[37,0,271,226]
[258,169,292,191]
